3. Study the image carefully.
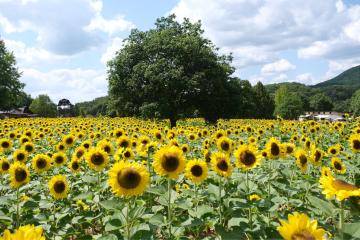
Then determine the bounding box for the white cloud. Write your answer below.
[261,59,296,75]
[4,39,69,65]
[100,37,124,65]
[85,15,135,35]
[22,68,107,103]
[171,0,360,80]
[295,73,315,85]
[0,0,134,55]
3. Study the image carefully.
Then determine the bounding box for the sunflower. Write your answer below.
[32,154,52,173]
[22,142,35,154]
[108,161,149,197]
[295,149,309,173]
[283,143,295,156]
[13,149,28,163]
[181,144,190,154]
[52,152,67,166]
[0,138,12,152]
[277,212,326,240]
[153,146,185,179]
[9,162,30,188]
[97,140,114,155]
[185,159,208,184]
[310,147,323,166]
[327,144,340,156]
[216,136,232,153]
[349,134,360,153]
[1,224,45,240]
[234,145,261,170]
[331,157,346,174]
[81,140,92,150]
[122,148,134,160]
[0,158,10,174]
[73,146,86,160]
[319,169,360,201]
[265,137,284,159]
[211,152,233,178]
[249,194,261,201]
[68,159,81,173]
[85,148,109,171]
[63,134,75,147]
[117,136,131,149]
[48,175,69,199]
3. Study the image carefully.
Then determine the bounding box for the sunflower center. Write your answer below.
[291,230,315,240]
[190,165,203,177]
[117,168,141,189]
[25,145,33,152]
[2,162,10,171]
[55,156,64,164]
[72,161,80,170]
[332,179,358,191]
[314,151,321,162]
[286,146,293,154]
[1,141,9,148]
[83,143,90,149]
[15,168,27,182]
[76,151,84,158]
[270,143,280,156]
[156,133,161,139]
[66,138,73,145]
[330,149,336,154]
[124,151,131,158]
[120,141,129,148]
[104,146,111,153]
[353,140,360,150]
[299,155,307,166]
[91,153,105,166]
[217,159,228,171]
[17,153,25,161]
[36,158,47,169]
[221,142,230,151]
[334,161,342,170]
[162,155,180,172]
[240,151,256,166]
[54,181,66,193]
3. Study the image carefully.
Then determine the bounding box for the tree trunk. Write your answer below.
[170,117,177,128]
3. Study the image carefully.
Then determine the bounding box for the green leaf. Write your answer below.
[343,222,360,238]
[105,219,122,232]
[307,196,334,216]
[97,234,118,240]
[228,217,248,228]
[100,199,122,210]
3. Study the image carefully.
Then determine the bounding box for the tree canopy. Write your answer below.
[274,86,303,119]
[29,95,57,117]
[0,40,25,110]
[108,15,241,126]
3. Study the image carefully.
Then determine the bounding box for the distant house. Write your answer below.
[299,111,347,122]
[57,99,74,117]
[0,106,37,119]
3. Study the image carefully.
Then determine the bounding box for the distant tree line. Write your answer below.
[1,16,359,121]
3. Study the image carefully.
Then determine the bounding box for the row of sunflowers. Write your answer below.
[0,117,359,239]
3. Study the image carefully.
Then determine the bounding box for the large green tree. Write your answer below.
[29,95,57,117]
[0,39,24,110]
[350,89,360,116]
[107,15,236,126]
[309,92,333,111]
[274,86,303,119]
[253,81,274,118]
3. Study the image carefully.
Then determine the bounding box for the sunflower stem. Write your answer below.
[167,178,172,238]
[125,198,131,240]
[218,177,223,226]
[339,201,344,239]
[246,170,249,194]
[15,187,20,228]
[194,184,198,215]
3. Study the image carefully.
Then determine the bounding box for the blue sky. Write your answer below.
[1,0,359,103]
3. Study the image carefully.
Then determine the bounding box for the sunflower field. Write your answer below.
[0,117,359,240]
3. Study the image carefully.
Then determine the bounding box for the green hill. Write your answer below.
[314,65,360,88]
[265,65,360,111]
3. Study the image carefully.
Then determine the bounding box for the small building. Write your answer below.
[0,106,37,119]
[299,111,348,122]
[57,99,74,117]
